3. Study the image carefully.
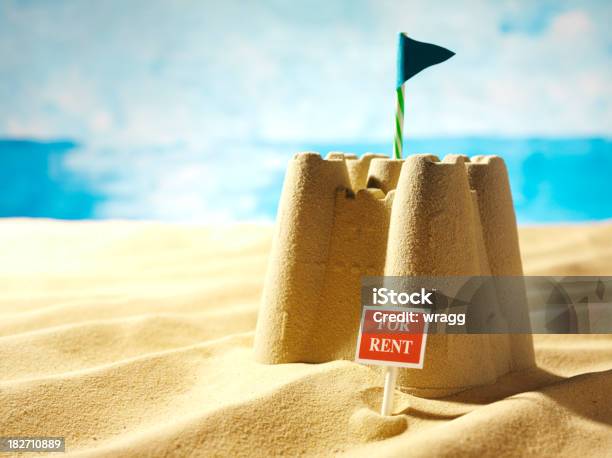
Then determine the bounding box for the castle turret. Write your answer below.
[384,155,499,396]
[366,158,403,193]
[466,156,535,371]
[254,153,351,363]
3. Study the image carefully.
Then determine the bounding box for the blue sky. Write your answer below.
[0,1,611,221]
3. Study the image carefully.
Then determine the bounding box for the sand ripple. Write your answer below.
[0,220,610,456]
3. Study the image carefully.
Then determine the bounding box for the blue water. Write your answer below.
[0,138,610,223]
[0,140,103,219]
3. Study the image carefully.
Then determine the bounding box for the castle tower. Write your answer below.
[384,155,499,396]
[254,153,351,363]
[466,156,535,370]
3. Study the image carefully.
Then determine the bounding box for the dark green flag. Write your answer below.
[396,34,454,88]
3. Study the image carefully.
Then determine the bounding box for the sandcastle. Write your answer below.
[254,152,535,397]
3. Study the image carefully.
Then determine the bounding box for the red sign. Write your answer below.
[355,307,429,368]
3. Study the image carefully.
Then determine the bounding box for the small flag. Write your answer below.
[396,34,455,88]
[393,34,454,159]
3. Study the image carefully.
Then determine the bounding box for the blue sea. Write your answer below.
[0,138,610,224]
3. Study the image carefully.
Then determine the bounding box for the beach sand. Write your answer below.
[1,219,611,456]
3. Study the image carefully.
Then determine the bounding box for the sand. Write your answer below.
[0,219,611,457]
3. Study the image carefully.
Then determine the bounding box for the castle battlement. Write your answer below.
[254,152,535,397]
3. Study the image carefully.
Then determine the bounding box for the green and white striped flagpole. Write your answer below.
[393,84,405,159]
